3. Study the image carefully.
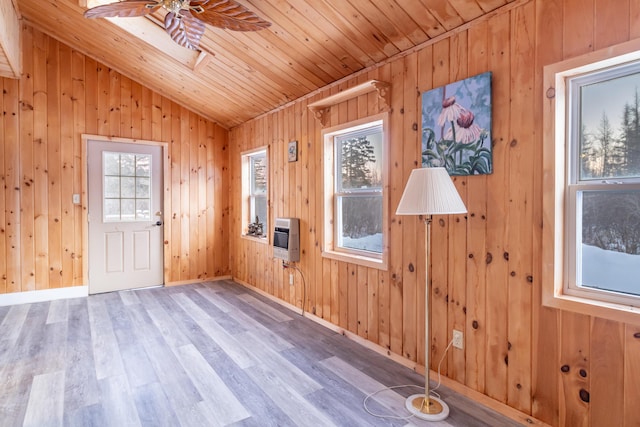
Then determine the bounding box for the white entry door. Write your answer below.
[87,140,164,294]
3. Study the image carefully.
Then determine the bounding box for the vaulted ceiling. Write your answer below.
[15,0,513,129]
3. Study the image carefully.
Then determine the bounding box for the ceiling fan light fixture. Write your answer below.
[84,0,271,49]
[161,0,189,14]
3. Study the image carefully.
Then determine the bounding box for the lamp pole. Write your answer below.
[408,215,444,415]
[397,167,464,421]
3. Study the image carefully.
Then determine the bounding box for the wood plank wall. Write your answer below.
[0,24,230,293]
[229,0,640,425]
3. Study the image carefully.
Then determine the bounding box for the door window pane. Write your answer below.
[121,177,136,198]
[121,199,135,220]
[136,199,150,220]
[120,153,136,176]
[104,176,120,198]
[103,151,152,222]
[104,199,120,221]
[104,152,121,175]
[136,155,151,177]
[136,177,150,198]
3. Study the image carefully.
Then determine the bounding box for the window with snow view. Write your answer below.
[543,42,640,323]
[242,148,268,239]
[334,124,383,254]
[321,114,388,268]
[567,62,640,305]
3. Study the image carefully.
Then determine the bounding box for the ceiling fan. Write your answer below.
[84,0,271,50]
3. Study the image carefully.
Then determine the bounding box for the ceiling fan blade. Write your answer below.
[189,0,271,32]
[84,0,161,19]
[165,11,205,50]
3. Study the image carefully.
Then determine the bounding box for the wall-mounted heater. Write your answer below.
[273,217,300,262]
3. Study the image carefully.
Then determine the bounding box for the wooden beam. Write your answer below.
[0,0,21,79]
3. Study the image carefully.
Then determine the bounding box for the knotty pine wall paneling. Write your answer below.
[464,18,489,396]
[229,0,640,425]
[33,29,50,291]
[388,59,405,359]
[19,26,35,292]
[484,8,511,406]
[446,31,469,387]
[0,24,230,294]
[531,0,561,425]
[507,2,535,414]
[3,74,19,294]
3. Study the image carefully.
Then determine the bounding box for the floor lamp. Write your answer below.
[395,167,467,422]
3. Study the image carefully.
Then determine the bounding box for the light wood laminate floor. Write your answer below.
[0,280,521,427]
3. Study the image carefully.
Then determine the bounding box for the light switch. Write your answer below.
[72,194,81,204]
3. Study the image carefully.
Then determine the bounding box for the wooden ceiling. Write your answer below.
[1,0,20,78]
[16,0,514,129]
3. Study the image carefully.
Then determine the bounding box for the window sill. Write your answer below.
[321,249,387,271]
[543,290,640,326]
[241,234,268,244]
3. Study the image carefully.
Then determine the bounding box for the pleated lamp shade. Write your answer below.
[396,167,467,215]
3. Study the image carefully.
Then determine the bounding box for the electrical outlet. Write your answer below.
[452,329,464,349]
[289,273,294,285]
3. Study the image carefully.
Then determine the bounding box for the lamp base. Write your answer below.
[405,394,450,421]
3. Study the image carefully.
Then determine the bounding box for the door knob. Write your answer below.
[155,220,163,226]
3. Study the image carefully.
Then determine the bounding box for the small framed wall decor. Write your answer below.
[288,140,298,162]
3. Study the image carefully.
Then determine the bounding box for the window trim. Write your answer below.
[542,38,640,325]
[321,113,389,270]
[241,147,269,243]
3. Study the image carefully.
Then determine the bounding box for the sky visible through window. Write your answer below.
[581,71,640,133]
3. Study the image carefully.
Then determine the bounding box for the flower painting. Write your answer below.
[421,72,492,175]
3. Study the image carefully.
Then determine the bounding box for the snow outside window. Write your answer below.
[242,148,268,239]
[334,125,384,255]
[250,152,267,228]
[321,113,388,269]
[566,60,640,306]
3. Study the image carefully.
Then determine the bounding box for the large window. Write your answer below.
[242,148,268,239]
[568,65,640,304]
[543,40,640,323]
[322,114,388,268]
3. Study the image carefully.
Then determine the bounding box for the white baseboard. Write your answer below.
[0,286,89,307]
[0,275,234,306]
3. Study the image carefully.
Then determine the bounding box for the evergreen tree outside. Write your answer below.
[580,123,597,178]
[582,192,640,255]
[249,151,267,232]
[252,153,267,193]
[340,136,377,189]
[336,130,383,251]
[618,89,640,176]
[580,82,640,257]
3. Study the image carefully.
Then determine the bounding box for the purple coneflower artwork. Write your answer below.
[437,96,465,127]
[421,72,493,175]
